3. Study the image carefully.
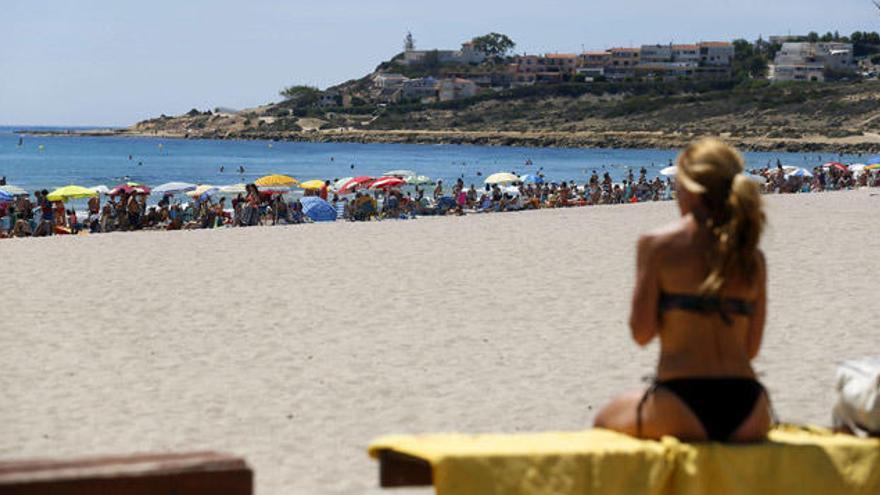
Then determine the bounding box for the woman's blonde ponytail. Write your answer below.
[676,139,766,296]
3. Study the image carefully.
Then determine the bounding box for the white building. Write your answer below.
[403,41,486,66]
[401,77,439,101]
[373,73,408,89]
[438,78,478,101]
[769,42,855,82]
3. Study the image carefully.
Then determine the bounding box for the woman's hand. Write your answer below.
[630,234,660,346]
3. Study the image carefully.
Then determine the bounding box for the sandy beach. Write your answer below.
[1,189,877,494]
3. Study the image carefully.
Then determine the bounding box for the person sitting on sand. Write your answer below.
[595,139,771,443]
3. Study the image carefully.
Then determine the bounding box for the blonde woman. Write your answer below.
[595,139,771,443]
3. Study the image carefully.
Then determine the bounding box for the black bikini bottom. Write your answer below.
[638,377,766,441]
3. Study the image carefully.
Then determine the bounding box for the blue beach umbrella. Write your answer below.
[520,174,544,184]
[300,196,337,222]
[0,190,12,202]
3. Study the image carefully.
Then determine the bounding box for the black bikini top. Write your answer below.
[658,292,755,325]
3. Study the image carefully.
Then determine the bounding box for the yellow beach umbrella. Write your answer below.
[255,174,298,187]
[46,185,98,202]
[484,172,520,185]
[299,179,325,190]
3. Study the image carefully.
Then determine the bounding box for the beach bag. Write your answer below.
[833,357,880,436]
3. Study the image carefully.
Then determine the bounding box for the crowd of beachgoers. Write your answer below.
[0,161,877,239]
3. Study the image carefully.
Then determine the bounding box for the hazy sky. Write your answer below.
[1,0,875,126]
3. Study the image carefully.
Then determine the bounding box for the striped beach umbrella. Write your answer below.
[370,177,406,189]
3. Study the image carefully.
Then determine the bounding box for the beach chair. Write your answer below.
[369,426,880,495]
[0,452,252,495]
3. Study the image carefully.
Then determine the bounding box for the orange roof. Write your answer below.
[544,53,577,59]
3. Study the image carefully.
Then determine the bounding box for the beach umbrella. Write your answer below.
[255,174,298,188]
[110,182,151,196]
[0,185,28,196]
[90,185,111,195]
[186,185,219,200]
[383,169,416,178]
[785,167,813,178]
[332,177,353,190]
[484,172,519,185]
[519,174,544,184]
[849,164,866,172]
[660,165,678,177]
[866,164,880,171]
[822,162,848,172]
[0,190,12,202]
[299,196,337,222]
[781,165,799,175]
[153,182,197,195]
[218,183,247,194]
[370,176,406,189]
[743,172,767,184]
[338,176,374,194]
[406,175,434,185]
[299,180,326,190]
[46,185,98,202]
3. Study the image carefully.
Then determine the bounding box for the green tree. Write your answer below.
[470,33,516,59]
[279,85,320,104]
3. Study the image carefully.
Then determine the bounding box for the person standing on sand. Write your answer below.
[595,139,771,443]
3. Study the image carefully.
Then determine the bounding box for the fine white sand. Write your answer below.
[1,189,877,494]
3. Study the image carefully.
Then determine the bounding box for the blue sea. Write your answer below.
[0,125,857,201]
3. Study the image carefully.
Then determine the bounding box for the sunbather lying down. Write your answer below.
[595,139,772,443]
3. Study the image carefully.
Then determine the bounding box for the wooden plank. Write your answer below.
[0,452,251,495]
[378,449,432,487]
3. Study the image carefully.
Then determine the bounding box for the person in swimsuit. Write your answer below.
[595,139,771,443]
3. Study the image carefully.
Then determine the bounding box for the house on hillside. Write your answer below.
[373,73,408,89]
[769,42,855,81]
[318,90,341,107]
[438,78,478,101]
[401,77,439,102]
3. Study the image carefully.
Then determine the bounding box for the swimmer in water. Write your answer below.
[239,166,245,175]
[220,166,225,173]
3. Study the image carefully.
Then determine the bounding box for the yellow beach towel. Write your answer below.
[368,426,880,495]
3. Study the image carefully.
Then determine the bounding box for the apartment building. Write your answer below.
[769,42,855,82]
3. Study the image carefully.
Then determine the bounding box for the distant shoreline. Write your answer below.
[15,127,880,154]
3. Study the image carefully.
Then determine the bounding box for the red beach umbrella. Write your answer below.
[110,182,151,196]
[369,177,406,189]
[822,162,848,173]
[338,176,374,195]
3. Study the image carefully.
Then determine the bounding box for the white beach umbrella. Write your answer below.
[849,164,866,172]
[153,182,197,195]
[660,165,677,177]
[484,172,520,185]
[0,184,28,196]
[383,169,416,178]
[742,172,767,184]
[502,185,521,196]
[90,185,111,195]
[218,183,247,194]
[781,165,799,175]
[406,175,434,185]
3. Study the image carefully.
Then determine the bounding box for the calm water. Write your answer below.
[0,126,856,199]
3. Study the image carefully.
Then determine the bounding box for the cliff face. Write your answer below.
[121,80,880,152]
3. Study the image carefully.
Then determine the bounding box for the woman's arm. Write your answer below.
[629,234,660,346]
[746,251,767,360]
